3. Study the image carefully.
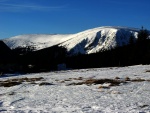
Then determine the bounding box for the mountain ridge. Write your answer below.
[2,26,142,55]
[59,26,139,54]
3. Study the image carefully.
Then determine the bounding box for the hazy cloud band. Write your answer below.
[0,1,67,12]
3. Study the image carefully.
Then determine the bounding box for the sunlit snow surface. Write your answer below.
[0,65,150,112]
[3,26,139,54]
[3,34,73,50]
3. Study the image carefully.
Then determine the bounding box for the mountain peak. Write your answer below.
[3,26,141,55]
[60,26,139,55]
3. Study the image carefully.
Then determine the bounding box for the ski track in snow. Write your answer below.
[0,65,150,112]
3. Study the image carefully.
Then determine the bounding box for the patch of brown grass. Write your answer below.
[115,77,120,80]
[39,82,54,86]
[73,77,84,80]
[61,77,84,84]
[8,92,16,95]
[147,79,150,82]
[131,78,146,82]
[68,78,124,86]
[24,77,44,82]
[98,85,110,89]
[139,105,149,108]
[64,79,72,81]
[85,79,122,86]
[0,77,44,87]
[145,70,150,72]
[4,77,44,83]
[125,77,130,81]
[0,81,22,87]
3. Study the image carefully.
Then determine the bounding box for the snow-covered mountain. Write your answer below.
[60,26,139,54]
[3,34,72,50]
[3,26,140,55]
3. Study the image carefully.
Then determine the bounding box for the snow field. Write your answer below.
[0,65,150,112]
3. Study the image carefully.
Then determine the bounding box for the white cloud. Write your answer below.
[0,1,67,12]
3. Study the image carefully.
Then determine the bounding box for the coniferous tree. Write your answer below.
[135,26,150,63]
[137,26,149,43]
[129,33,135,45]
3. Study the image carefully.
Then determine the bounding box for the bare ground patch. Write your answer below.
[0,77,44,87]
[0,81,22,87]
[67,78,126,86]
[145,70,150,72]
[66,76,150,87]
[124,77,150,82]
[39,82,54,86]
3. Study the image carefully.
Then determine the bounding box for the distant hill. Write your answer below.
[60,26,139,55]
[2,26,147,55]
[1,26,150,73]
[3,34,72,50]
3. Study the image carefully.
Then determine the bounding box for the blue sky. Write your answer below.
[0,0,150,39]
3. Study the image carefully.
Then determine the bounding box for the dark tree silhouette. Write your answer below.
[129,33,135,45]
[137,26,149,43]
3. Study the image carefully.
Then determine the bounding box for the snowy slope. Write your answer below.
[3,34,72,50]
[3,26,139,54]
[60,26,139,54]
[0,65,150,112]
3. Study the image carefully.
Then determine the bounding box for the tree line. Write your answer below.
[0,27,149,73]
[65,27,150,69]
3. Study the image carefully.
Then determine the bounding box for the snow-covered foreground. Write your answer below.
[0,65,150,113]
